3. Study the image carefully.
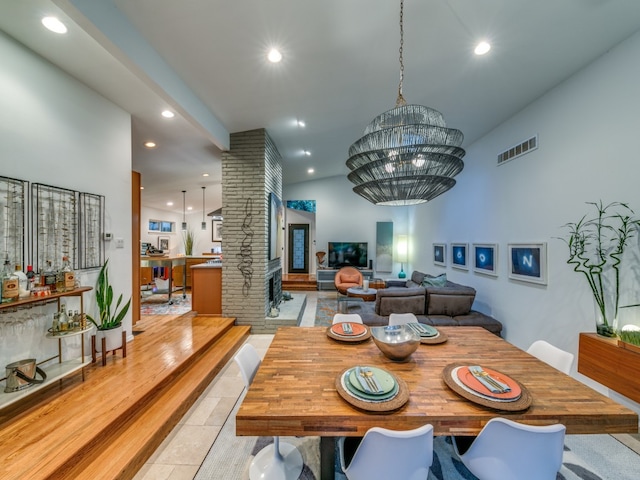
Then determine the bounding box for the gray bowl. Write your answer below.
[370,325,420,361]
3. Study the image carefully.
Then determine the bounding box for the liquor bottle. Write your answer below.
[1,258,19,303]
[41,260,57,292]
[14,264,29,298]
[52,311,60,333]
[26,265,37,292]
[58,304,69,331]
[61,256,75,292]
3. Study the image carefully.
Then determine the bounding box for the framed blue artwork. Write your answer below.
[451,243,468,270]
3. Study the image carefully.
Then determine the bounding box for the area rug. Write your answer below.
[140,293,192,315]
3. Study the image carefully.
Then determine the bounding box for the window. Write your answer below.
[149,220,175,233]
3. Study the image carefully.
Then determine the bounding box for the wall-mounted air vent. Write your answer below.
[497,135,538,166]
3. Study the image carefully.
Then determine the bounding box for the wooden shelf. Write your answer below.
[0,358,91,410]
[0,286,92,311]
[578,332,640,403]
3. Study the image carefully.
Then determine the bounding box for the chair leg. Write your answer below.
[249,436,303,480]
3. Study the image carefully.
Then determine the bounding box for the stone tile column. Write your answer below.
[221,129,283,333]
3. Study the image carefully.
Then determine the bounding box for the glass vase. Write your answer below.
[594,294,618,338]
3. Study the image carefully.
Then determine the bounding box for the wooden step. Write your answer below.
[0,313,250,480]
[282,274,317,291]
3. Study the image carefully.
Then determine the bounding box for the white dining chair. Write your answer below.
[234,343,303,480]
[338,424,434,480]
[452,417,565,480]
[389,313,418,326]
[527,340,574,374]
[332,313,363,324]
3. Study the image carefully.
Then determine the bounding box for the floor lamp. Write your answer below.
[397,235,408,279]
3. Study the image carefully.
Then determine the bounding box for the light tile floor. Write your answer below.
[133,292,319,480]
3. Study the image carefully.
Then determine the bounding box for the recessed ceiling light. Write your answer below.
[303,150,311,156]
[187,206,193,211]
[308,168,315,174]
[161,110,175,118]
[144,141,156,148]
[140,186,144,190]
[297,120,306,128]
[42,17,67,34]
[474,41,491,55]
[267,48,283,63]
[202,173,209,177]
[166,201,174,206]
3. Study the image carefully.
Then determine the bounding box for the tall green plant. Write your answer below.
[86,259,131,331]
[182,228,195,255]
[559,201,640,336]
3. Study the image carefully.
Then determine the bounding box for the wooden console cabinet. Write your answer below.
[191,264,222,314]
[578,332,640,403]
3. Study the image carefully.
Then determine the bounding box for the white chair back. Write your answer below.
[389,313,418,326]
[332,313,363,325]
[527,340,574,374]
[339,424,433,480]
[234,343,261,389]
[453,417,565,480]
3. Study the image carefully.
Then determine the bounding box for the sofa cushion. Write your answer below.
[427,294,474,316]
[375,286,426,317]
[410,271,426,286]
[422,273,447,287]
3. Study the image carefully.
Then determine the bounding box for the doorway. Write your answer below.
[288,224,309,273]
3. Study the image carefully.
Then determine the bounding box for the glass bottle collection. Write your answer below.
[1,255,77,303]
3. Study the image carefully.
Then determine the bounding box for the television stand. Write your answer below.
[316,268,374,291]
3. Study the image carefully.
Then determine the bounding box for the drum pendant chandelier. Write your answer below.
[346,0,466,206]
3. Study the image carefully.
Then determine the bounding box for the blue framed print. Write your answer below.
[433,243,446,267]
[508,243,547,285]
[473,243,498,276]
[451,243,468,270]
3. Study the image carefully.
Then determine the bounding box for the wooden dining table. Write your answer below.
[236,326,638,479]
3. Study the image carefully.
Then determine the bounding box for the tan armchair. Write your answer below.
[334,266,363,295]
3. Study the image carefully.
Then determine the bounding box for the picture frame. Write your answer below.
[451,243,468,270]
[508,242,547,285]
[212,220,222,242]
[473,243,498,276]
[433,243,446,267]
[158,236,170,252]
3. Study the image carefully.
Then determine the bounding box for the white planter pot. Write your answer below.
[96,325,124,352]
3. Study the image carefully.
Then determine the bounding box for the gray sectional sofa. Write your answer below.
[357,271,503,335]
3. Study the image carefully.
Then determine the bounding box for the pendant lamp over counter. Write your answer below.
[346,0,466,206]
[181,190,187,231]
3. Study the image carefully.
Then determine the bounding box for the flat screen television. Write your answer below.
[328,242,368,269]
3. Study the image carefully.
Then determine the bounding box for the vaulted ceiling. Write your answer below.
[2,0,640,213]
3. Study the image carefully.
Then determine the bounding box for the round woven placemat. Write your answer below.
[442,362,532,411]
[326,326,371,343]
[335,367,410,413]
[420,329,448,345]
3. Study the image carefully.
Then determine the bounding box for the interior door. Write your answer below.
[288,224,309,273]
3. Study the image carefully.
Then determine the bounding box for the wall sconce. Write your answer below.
[397,235,408,279]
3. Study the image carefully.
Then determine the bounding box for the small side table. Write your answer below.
[346,286,377,302]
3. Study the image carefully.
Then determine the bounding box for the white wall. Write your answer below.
[412,29,640,408]
[285,175,411,277]
[0,31,132,364]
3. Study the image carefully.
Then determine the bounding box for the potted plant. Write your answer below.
[87,259,131,351]
[182,228,195,256]
[559,201,640,337]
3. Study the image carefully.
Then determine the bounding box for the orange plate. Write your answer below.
[330,322,366,336]
[457,366,522,400]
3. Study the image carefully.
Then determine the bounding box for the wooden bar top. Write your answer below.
[237,327,638,437]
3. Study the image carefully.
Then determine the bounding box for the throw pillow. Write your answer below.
[342,274,360,284]
[422,273,447,287]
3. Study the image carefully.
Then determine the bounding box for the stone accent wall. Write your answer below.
[221,129,283,333]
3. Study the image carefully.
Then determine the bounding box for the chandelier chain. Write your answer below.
[396,0,407,106]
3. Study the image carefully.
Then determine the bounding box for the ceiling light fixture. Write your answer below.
[346,0,465,206]
[161,110,175,118]
[166,201,173,206]
[267,48,282,63]
[303,150,311,156]
[308,168,315,174]
[42,16,67,34]
[144,141,156,148]
[474,41,491,55]
[202,173,209,177]
[201,186,207,230]
[181,190,187,231]
[297,120,306,128]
